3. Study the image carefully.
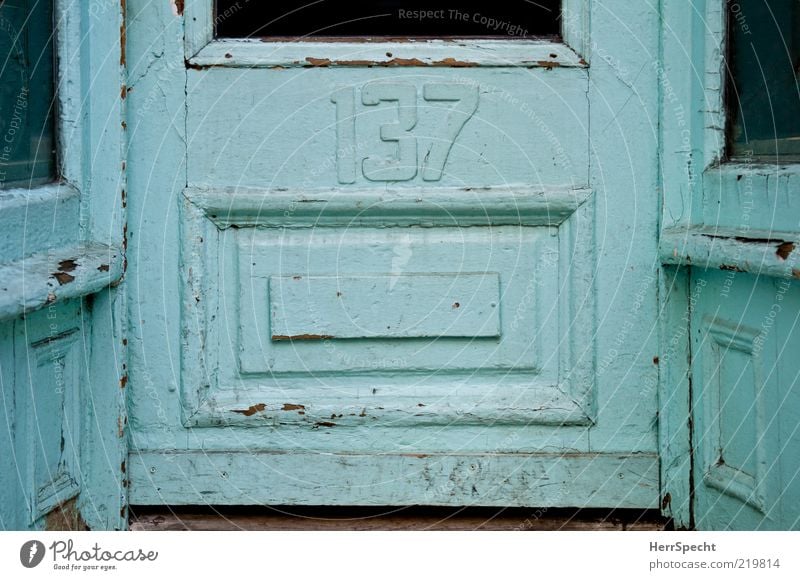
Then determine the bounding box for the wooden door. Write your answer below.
[125,0,662,509]
[660,0,800,530]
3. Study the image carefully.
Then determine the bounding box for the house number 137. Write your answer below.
[331,82,479,183]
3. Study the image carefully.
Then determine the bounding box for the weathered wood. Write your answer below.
[129,0,662,513]
[130,507,666,531]
[129,451,660,508]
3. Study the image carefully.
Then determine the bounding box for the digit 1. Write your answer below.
[331,87,356,184]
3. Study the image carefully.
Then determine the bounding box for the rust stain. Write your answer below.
[282,403,305,411]
[536,60,560,70]
[120,374,128,388]
[58,259,78,272]
[120,84,127,100]
[272,334,334,341]
[174,0,184,16]
[776,241,795,261]
[232,403,267,416]
[53,272,75,285]
[661,492,671,510]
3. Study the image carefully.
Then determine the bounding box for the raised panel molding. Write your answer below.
[180,186,596,430]
[698,318,766,513]
[15,303,83,523]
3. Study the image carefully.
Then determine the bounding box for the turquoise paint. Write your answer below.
[659,0,800,530]
[0,0,126,530]
[1,0,797,530]
[126,0,661,510]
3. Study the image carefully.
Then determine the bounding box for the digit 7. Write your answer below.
[421,83,479,182]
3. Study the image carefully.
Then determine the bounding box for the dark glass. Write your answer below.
[0,0,56,189]
[727,0,800,160]
[215,0,560,39]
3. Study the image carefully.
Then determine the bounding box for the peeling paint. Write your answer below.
[776,242,795,261]
[719,264,744,272]
[53,271,76,285]
[282,403,305,411]
[120,0,126,66]
[536,60,560,70]
[58,259,78,272]
[232,403,267,416]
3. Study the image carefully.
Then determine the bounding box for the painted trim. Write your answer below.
[660,229,800,280]
[186,185,593,229]
[180,186,597,430]
[0,242,123,321]
[128,450,659,508]
[189,39,586,69]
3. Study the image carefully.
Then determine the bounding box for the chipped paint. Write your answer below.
[776,241,795,261]
[232,403,267,416]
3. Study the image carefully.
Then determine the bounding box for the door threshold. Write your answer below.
[130,506,669,531]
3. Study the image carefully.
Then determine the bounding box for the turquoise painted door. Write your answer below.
[659,0,800,530]
[125,1,662,508]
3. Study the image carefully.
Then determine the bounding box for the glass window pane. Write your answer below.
[0,0,57,189]
[215,0,561,39]
[727,0,800,160]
